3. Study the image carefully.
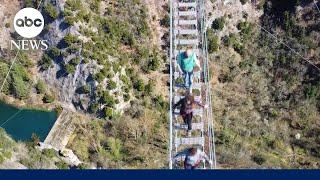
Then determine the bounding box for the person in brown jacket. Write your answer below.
[173,93,208,136]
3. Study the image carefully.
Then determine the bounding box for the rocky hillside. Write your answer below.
[208,0,320,168]
[0,0,169,169]
[0,0,319,169]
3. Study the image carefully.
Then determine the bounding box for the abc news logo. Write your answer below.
[11,8,48,50]
[16,16,42,28]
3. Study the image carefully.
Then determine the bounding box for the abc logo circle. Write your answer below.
[13,8,44,38]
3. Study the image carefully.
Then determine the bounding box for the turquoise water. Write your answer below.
[0,102,57,142]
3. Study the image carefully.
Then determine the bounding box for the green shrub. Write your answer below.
[100,91,115,107]
[5,22,10,28]
[160,13,170,27]
[42,149,56,159]
[134,79,145,92]
[144,82,154,95]
[233,42,244,55]
[69,57,81,66]
[65,0,82,11]
[55,161,69,169]
[237,21,254,40]
[44,3,58,19]
[55,106,63,116]
[207,29,219,53]
[35,80,46,94]
[90,0,100,13]
[67,45,80,54]
[305,84,320,99]
[212,17,226,30]
[39,54,53,70]
[94,72,105,83]
[106,137,123,161]
[104,107,114,119]
[283,11,294,33]
[31,133,40,146]
[120,75,131,87]
[43,93,55,103]
[0,128,16,164]
[64,64,76,74]
[12,64,30,81]
[89,102,99,113]
[121,31,135,46]
[11,74,30,99]
[25,0,35,8]
[80,85,90,94]
[223,34,237,47]
[251,154,266,165]
[0,62,10,94]
[123,93,130,102]
[153,95,168,112]
[77,163,90,169]
[146,54,161,72]
[64,33,78,46]
[17,52,33,68]
[136,16,150,37]
[8,65,31,99]
[222,34,244,55]
[50,46,61,57]
[107,80,117,90]
[112,63,121,73]
[63,9,73,17]
[64,16,76,25]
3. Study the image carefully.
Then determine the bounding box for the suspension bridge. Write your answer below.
[169,0,217,169]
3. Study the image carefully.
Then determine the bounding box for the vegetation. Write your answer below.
[207,29,219,53]
[64,34,79,47]
[39,54,53,71]
[107,80,117,90]
[0,129,16,164]
[100,91,115,108]
[160,14,170,28]
[68,105,168,168]
[212,1,320,168]
[0,61,10,94]
[64,63,76,74]
[212,17,226,30]
[0,0,171,169]
[240,0,249,5]
[43,93,55,103]
[25,0,42,8]
[55,161,70,169]
[44,3,59,19]
[11,65,31,99]
[78,85,90,94]
[35,80,46,94]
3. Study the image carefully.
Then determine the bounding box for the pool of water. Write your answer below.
[0,102,57,142]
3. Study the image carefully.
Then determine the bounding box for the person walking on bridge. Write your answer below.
[173,93,208,136]
[174,147,212,169]
[177,48,201,92]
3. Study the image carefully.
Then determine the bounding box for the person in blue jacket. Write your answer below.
[177,48,201,92]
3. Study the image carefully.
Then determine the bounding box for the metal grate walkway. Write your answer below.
[169,0,217,169]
